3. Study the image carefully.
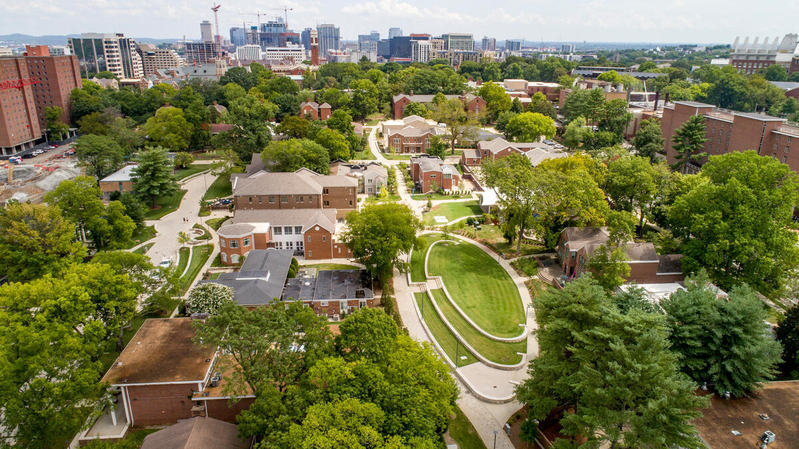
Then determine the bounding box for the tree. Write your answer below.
[562,116,587,150]
[504,112,556,142]
[336,307,398,362]
[587,211,636,294]
[326,109,355,136]
[670,114,708,173]
[44,106,69,140]
[119,192,147,228]
[132,146,179,208]
[430,98,481,154]
[494,110,517,132]
[213,94,276,161]
[597,98,633,142]
[764,64,789,82]
[527,93,556,120]
[638,60,658,71]
[0,202,86,282]
[193,300,330,397]
[776,305,799,378]
[482,153,538,256]
[74,134,125,179]
[426,135,447,159]
[285,399,396,449]
[511,97,524,114]
[402,101,430,118]
[669,151,799,295]
[315,128,352,160]
[261,139,331,174]
[563,88,605,123]
[143,106,192,151]
[478,81,512,122]
[631,118,664,161]
[340,203,421,280]
[186,283,234,314]
[515,276,708,449]
[220,66,259,90]
[173,151,195,169]
[661,273,783,397]
[276,116,309,139]
[349,79,379,119]
[604,156,661,231]
[597,69,623,84]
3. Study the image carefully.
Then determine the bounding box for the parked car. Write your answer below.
[159,257,172,268]
[21,152,34,159]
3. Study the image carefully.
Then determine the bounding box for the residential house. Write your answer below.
[198,249,293,306]
[140,417,253,449]
[330,160,388,195]
[556,226,685,284]
[461,138,566,168]
[387,126,444,154]
[381,115,440,137]
[99,165,137,200]
[770,81,799,100]
[410,154,460,193]
[392,93,485,119]
[299,101,331,121]
[282,269,375,317]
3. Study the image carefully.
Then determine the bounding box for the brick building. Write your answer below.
[557,227,685,284]
[770,81,799,100]
[299,101,331,120]
[0,45,82,155]
[461,137,566,168]
[387,126,443,153]
[662,101,799,174]
[729,34,799,75]
[330,160,388,195]
[392,93,485,119]
[100,318,252,430]
[410,154,460,193]
[99,165,137,199]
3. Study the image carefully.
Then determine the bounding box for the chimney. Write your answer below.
[654,92,660,111]
[213,101,218,105]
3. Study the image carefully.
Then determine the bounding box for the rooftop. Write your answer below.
[694,381,799,449]
[141,417,252,449]
[231,169,357,196]
[282,269,374,302]
[100,165,138,183]
[198,249,294,306]
[101,318,215,385]
[230,208,338,232]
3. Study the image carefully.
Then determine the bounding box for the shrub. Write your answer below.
[186,283,234,314]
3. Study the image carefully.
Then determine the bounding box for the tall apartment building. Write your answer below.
[185,42,221,65]
[261,18,286,48]
[301,28,313,52]
[481,36,496,51]
[433,49,481,67]
[236,44,262,61]
[137,44,184,76]
[230,27,247,47]
[0,46,82,155]
[317,24,340,57]
[412,41,434,63]
[388,28,402,40]
[442,33,474,51]
[358,31,380,53]
[506,40,522,51]
[662,101,799,174]
[68,33,143,79]
[200,20,214,43]
[730,34,799,75]
[561,43,576,53]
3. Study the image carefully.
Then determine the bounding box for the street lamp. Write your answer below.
[455,338,460,369]
[493,430,498,449]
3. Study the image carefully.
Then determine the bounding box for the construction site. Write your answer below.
[0,151,82,206]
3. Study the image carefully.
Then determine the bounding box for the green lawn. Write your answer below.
[132,242,154,255]
[427,241,525,337]
[202,175,232,200]
[302,263,361,271]
[175,247,190,276]
[353,148,377,160]
[423,201,482,226]
[192,223,212,240]
[123,225,157,248]
[511,257,539,277]
[415,292,478,367]
[475,224,548,256]
[206,216,231,231]
[173,164,208,180]
[194,150,225,160]
[179,244,213,294]
[143,190,187,220]
[448,405,488,449]
[431,289,525,365]
[411,233,446,283]
[364,194,401,203]
[414,192,473,201]
[208,272,221,280]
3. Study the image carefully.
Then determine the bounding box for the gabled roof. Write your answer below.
[390,125,442,138]
[141,417,252,449]
[477,137,524,155]
[318,102,331,109]
[301,209,337,233]
[100,164,138,183]
[197,249,294,306]
[300,101,319,111]
[561,226,661,262]
[411,155,446,172]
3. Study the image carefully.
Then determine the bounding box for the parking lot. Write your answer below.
[5,143,75,165]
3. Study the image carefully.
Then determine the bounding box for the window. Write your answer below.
[322,236,326,242]
[308,236,312,242]
[309,196,313,202]
[323,200,330,206]
[248,197,252,204]
[243,238,250,246]
[284,226,293,235]
[783,156,788,163]
[295,226,302,234]
[789,137,793,143]
[273,227,282,235]
[320,301,328,307]
[286,241,294,249]
[430,174,436,178]
[221,238,226,247]
[323,188,329,194]
[297,240,303,250]
[296,196,303,203]
[281,196,288,203]
[230,240,239,248]
[775,143,779,151]
[269,196,275,203]
[258,197,262,204]
[308,251,312,258]
[787,146,791,153]
[221,253,227,262]
[444,173,451,179]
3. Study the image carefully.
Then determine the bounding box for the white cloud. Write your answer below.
[342,0,422,18]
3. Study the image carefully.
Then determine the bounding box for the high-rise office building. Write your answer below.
[301,28,313,52]
[261,18,286,48]
[230,27,247,47]
[388,28,402,39]
[200,20,214,43]
[389,36,412,59]
[481,36,496,51]
[236,45,262,61]
[377,39,391,59]
[506,40,522,51]
[185,42,221,65]
[317,24,340,56]
[68,33,143,79]
[442,33,474,51]
[0,46,82,155]
[358,31,380,53]
[138,44,185,76]
[561,44,576,53]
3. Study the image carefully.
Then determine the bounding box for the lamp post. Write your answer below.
[455,338,460,369]
[493,430,498,449]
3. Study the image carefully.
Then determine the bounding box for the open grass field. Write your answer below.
[423,201,482,225]
[175,247,190,276]
[124,225,156,249]
[430,289,525,365]
[447,405,488,449]
[475,224,547,256]
[143,190,187,220]
[173,164,208,180]
[414,292,478,367]
[427,240,525,337]
[179,244,213,294]
[206,216,231,231]
[411,233,447,283]
[202,175,232,200]
[353,148,377,160]
[132,242,154,255]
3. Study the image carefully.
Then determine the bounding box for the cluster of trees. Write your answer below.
[194,304,457,448]
[516,272,780,447]
[561,88,634,151]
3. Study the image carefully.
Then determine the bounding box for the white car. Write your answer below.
[159,257,172,268]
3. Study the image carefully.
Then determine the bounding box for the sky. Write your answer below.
[1,0,798,45]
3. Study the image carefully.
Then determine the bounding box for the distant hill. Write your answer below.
[0,34,184,47]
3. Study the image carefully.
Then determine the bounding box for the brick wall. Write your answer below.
[220,233,255,265]
[393,97,411,119]
[300,105,318,120]
[204,397,255,422]
[662,103,715,166]
[322,186,356,218]
[387,131,433,154]
[126,383,199,427]
[235,194,321,211]
[304,226,333,259]
[319,106,331,120]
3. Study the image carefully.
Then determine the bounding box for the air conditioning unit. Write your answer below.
[209,376,220,388]
[761,431,775,444]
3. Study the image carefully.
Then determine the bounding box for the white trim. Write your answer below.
[120,386,131,426]
[110,379,207,387]
[194,394,257,401]
[217,232,253,239]
[657,272,683,275]
[626,260,661,264]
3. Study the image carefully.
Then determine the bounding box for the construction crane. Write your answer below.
[0,78,40,91]
[211,3,221,45]
[271,6,294,31]
[240,11,264,44]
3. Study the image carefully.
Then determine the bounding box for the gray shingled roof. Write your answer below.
[141,417,252,449]
[390,125,443,138]
[411,155,446,172]
[217,223,255,238]
[282,270,374,302]
[197,249,293,306]
[301,209,337,233]
[231,208,337,230]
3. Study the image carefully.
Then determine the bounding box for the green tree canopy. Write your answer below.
[504,112,556,142]
[349,79,379,119]
[315,128,352,160]
[261,139,331,174]
[74,134,125,180]
[143,106,192,151]
[631,118,665,161]
[430,98,481,153]
[402,101,430,118]
[670,114,708,173]
[132,146,179,208]
[478,81,512,122]
[776,305,799,378]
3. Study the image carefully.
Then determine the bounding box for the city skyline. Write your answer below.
[1,0,797,44]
